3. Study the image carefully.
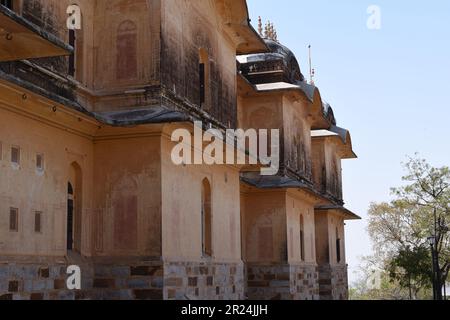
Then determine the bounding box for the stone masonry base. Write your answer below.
[246,263,319,300]
[164,261,244,300]
[1,259,347,300]
[318,264,349,300]
[0,258,244,300]
[0,259,164,300]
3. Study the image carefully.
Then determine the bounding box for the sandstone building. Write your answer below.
[0,0,359,300]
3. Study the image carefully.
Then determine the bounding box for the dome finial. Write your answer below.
[258,16,263,37]
[261,19,279,41]
[264,21,270,39]
[270,23,278,42]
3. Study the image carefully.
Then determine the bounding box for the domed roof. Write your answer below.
[238,39,305,85]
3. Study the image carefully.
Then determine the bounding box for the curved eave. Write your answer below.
[232,23,270,55]
[240,75,332,128]
[310,88,330,129]
[240,172,346,207]
[222,0,269,55]
[330,125,357,159]
[315,206,361,220]
[0,6,73,62]
[253,81,316,102]
[311,126,357,159]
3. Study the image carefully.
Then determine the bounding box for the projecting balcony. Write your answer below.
[0,5,72,62]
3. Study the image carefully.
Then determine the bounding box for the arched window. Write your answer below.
[201,178,212,257]
[68,182,74,195]
[336,227,341,263]
[199,48,210,109]
[300,214,305,262]
[68,29,75,76]
[117,20,137,80]
[68,162,82,252]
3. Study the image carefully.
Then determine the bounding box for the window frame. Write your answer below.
[336,227,341,263]
[36,153,44,171]
[34,211,43,234]
[11,145,20,165]
[201,178,213,258]
[9,207,19,232]
[300,214,305,262]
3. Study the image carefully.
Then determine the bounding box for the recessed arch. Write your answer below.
[67,162,82,253]
[300,214,305,262]
[201,177,212,257]
[199,48,210,109]
[336,227,341,263]
[116,20,138,80]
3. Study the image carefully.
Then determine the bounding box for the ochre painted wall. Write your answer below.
[241,189,317,265]
[0,107,94,257]
[285,191,316,264]
[282,95,312,180]
[161,0,238,127]
[315,211,346,266]
[92,135,162,257]
[327,213,346,266]
[241,190,287,263]
[312,138,343,201]
[314,212,330,265]
[92,0,160,93]
[160,132,242,262]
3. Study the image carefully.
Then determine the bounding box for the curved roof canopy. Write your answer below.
[238,39,305,84]
[0,5,72,62]
[216,0,269,54]
[311,125,357,159]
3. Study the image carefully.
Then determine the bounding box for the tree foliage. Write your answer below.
[350,255,431,300]
[360,156,449,299]
[387,246,432,299]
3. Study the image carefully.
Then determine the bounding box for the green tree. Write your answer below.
[367,156,449,299]
[393,157,450,295]
[387,246,432,299]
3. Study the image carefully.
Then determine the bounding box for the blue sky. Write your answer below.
[247,0,450,283]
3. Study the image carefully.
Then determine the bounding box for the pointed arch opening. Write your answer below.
[336,227,341,263]
[300,214,305,262]
[68,162,82,252]
[201,178,212,257]
[199,48,210,110]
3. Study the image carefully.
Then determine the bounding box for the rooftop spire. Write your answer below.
[308,45,315,85]
[258,16,263,37]
[259,18,279,42]
[264,21,270,39]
